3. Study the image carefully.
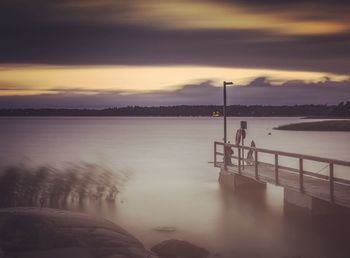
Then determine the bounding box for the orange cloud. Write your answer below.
[0,65,347,96]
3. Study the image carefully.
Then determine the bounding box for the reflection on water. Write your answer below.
[0,117,350,257]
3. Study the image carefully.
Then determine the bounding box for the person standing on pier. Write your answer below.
[246,140,256,165]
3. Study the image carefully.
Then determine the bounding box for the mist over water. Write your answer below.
[0,117,349,257]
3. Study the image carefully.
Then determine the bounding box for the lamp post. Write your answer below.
[223,81,233,143]
[223,81,233,171]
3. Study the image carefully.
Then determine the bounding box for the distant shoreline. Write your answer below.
[0,104,349,117]
[275,120,350,131]
[303,116,350,119]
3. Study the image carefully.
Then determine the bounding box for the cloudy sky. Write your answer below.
[0,0,350,107]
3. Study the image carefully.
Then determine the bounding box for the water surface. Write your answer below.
[1,117,349,257]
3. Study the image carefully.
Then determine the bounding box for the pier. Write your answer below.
[214,142,350,215]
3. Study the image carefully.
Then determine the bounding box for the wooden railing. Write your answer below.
[214,141,350,206]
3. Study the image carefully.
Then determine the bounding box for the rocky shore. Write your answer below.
[0,207,211,258]
[0,207,155,258]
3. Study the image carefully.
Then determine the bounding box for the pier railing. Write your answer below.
[214,141,350,207]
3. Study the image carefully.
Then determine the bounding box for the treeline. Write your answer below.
[0,102,349,117]
[328,101,350,117]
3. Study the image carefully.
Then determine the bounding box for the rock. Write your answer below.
[151,239,209,258]
[154,226,176,233]
[0,207,155,258]
[106,255,128,258]
[3,247,94,258]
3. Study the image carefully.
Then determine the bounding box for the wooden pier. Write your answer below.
[214,141,350,209]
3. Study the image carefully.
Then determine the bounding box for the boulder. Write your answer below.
[0,207,156,258]
[151,239,209,258]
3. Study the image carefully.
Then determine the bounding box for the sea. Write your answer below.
[1,117,349,258]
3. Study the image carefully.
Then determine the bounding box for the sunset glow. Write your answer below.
[0,65,348,96]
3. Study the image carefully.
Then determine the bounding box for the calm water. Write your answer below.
[0,117,350,257]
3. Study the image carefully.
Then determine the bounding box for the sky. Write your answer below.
[0,0,350,107]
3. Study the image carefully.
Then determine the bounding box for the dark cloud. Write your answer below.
[246,77,271,87]
[215,0,350,37]
[1,78,349,108]
[1,24,350,75]
[0,1,350,75]
[219,0,350,13]
[222,0,350,7]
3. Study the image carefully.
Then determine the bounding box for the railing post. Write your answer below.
[238,146,241,174]
[299,158,304,192]
[275,154,279,185]
[214,142,217,167]
[329,163,334,203]
[224,144,227,171]
[242,140,245,170]
[255,150,258,179]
